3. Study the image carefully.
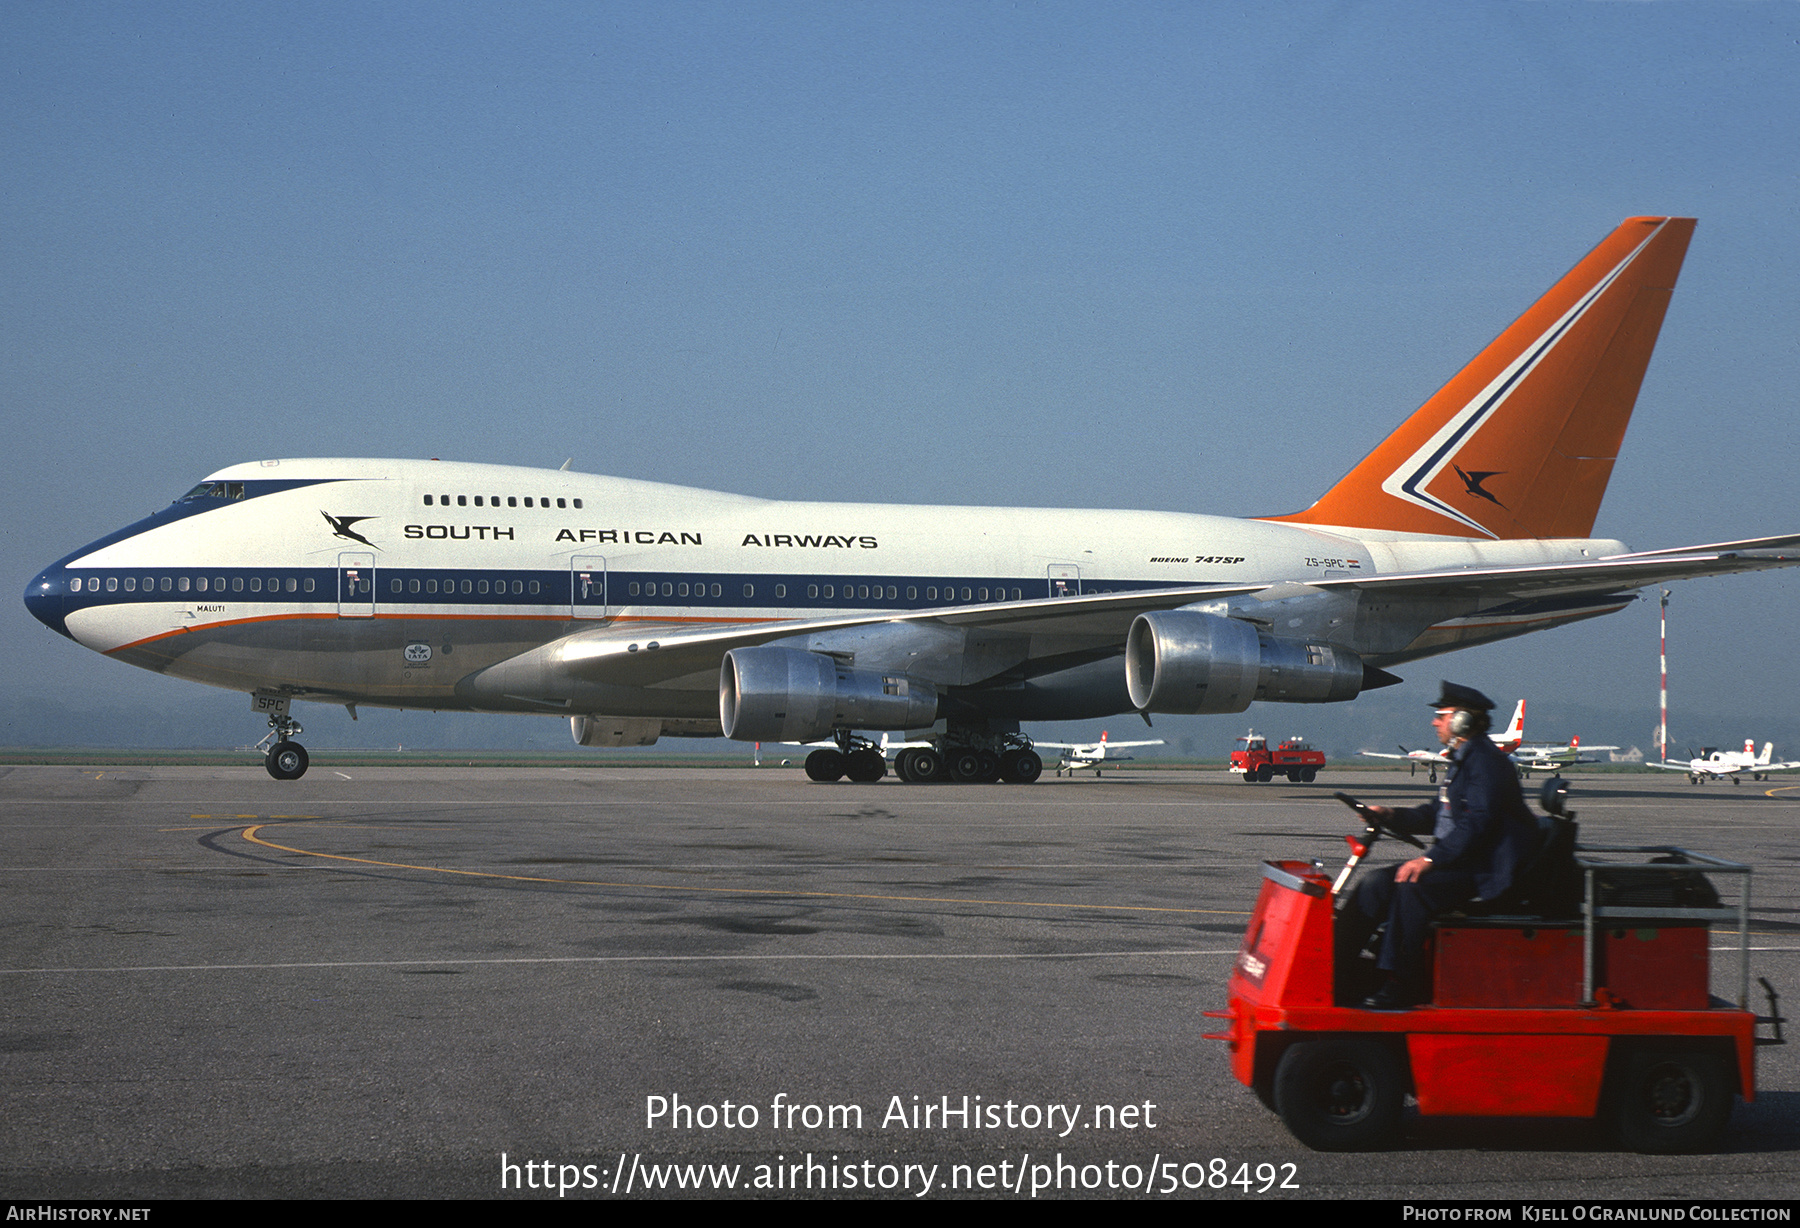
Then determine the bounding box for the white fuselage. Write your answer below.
[30,458,1628,730]
[1682,742,1770,776]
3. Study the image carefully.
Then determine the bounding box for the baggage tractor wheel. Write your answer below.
[1612,1045,1733,1154]
[1272,1037,1404,1151]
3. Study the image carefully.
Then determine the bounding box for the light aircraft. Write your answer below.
[1647,741,1800,785]
[25,217,1800,782]
[1034,730,1167,776]
[1512,733,1620,777]
[1359,745,1453,781]
[1360,700,1525,782]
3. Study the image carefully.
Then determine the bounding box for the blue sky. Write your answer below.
[4,3,1796,755]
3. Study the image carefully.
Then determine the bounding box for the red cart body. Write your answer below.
[1207,850,1774,1151]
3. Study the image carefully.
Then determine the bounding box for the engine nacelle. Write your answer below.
[1126,610,1367,714]
[719,646,939,743]
[571,715,662,747]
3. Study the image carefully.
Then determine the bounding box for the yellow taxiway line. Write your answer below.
[239,821,1248,917]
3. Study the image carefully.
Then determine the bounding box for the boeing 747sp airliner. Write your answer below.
[25,217,1800,781]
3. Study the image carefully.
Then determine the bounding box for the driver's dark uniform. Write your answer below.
[1338,731,1539,995]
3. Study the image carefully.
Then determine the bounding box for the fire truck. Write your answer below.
[1231,731,1327,783]
[1205,783,1784,1151]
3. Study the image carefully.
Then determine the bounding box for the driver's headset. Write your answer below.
[1446,708,1485,738]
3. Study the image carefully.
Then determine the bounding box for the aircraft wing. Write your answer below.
[461,584,1272,699]
[1330,540,1800,606]
[462,534,1800,699]
[919,534,1797,626]
[1599,533,1800,559]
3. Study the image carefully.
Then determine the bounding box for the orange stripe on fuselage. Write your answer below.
[1265,217,1694,539]
[107,611,337,653]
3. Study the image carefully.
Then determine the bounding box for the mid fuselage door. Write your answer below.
[571,556,608,619]
[1047,564,1082,599]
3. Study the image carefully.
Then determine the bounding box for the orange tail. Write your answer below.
[1266,217,1694,539]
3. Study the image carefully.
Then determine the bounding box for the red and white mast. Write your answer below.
[1658,589,1670,763]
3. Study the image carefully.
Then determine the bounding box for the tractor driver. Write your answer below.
[1337,682,1540,1009]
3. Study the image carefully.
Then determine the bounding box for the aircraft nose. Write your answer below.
[24,567,73,639]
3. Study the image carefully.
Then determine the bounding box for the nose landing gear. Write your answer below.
[252,693,310,780]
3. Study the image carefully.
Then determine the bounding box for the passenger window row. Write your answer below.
[628,581,737,598]
[67,572,1102,603]
[799,584,1023,603]
[422,494,582,509]
[390,577,544,596]
[69,574,315,594]
[620,581,1027,604]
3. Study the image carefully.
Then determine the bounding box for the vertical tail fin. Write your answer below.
[1495,700,1526,752]
[1266,217,1695,539]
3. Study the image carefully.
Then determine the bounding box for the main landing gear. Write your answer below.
[253,699,310,780]
[804,729,1043,785]
[804,733,889,783]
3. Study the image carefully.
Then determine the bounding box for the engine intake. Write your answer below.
[1126,610,1367,714]
[719,646,939,743]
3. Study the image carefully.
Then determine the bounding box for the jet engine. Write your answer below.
[1125,610,1368,714]
[719,646,939,742]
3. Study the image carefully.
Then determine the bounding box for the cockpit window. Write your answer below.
[177,481,245,502]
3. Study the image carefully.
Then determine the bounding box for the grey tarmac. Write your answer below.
[0,765,1795,1199]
